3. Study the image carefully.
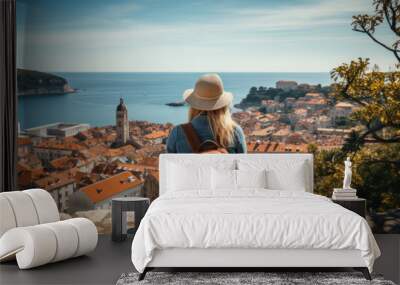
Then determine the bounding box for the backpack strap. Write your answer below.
[181,123,201,153]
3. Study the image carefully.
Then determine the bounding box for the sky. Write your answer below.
[17,0,397,72]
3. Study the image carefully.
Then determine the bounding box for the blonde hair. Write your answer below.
[188,106,237,148]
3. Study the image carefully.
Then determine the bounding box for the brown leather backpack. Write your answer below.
[181,123,228,154]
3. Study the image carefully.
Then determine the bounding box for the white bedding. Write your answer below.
[131,190,380,273]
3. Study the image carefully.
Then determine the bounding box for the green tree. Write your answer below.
[313,149,345,198]
[342,130,364,153]
[352,0,400,62]
[315,0,400,233]
[331,0,400,148]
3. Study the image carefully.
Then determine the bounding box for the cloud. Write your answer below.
[27,0,369,43]
[29,0,372,34]
[20,0,393,72]
[225,0,372,32]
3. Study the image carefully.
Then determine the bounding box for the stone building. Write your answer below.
[275,80,298,91]
[331,102,355,122]
[26,122,90,138]
[116,98,129,145]
[80,171,144,209]
[34,171,77,212]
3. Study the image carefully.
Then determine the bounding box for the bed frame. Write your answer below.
[139,248,371,280]
[138,154,372,281]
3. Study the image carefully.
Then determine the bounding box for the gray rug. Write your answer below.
[116,272,396,285]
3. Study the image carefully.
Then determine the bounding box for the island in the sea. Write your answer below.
[17,69,76,96]
[165,101,186,107]
[234,80,331,110]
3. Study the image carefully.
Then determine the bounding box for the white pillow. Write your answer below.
[238,159,307,191]
[266,165,306,191]
[236,169,267,189]
[211,168,237,191]
[167,162,211,191]
[211,169,268,191]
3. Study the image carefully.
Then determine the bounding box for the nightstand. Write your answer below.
[332,198,366,218]
[111,197,150,242]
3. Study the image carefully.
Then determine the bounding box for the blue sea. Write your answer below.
[18,72,331,129]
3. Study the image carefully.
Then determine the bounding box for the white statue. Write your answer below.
[343,157,352,190]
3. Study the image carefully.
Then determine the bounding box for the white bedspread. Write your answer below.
[131,190,380,273]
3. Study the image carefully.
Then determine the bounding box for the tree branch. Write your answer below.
[371,132,400,143]
[337,66,368,106]
[382,2,398,36]
[359,123,381,141]
[353,27,400,53]
[357,121,400,143]
[339,90,367,106]
[388,1,400,37]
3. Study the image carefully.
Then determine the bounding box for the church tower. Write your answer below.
[116,98,129,145]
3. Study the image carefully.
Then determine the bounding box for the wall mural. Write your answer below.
[16,0,399,234]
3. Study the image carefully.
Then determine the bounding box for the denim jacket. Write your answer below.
[166,113,247,153]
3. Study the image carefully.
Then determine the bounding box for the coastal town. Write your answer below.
[16,80,358,232]
[234,80,358,153]
[17,98,172,232]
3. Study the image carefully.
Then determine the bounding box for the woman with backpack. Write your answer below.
[166,74,247,154]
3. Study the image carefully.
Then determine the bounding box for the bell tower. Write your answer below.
[116,98,129,145]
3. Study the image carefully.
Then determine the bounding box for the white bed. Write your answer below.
[131,154,380,280]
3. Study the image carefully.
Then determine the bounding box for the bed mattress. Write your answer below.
[131,190,380,273]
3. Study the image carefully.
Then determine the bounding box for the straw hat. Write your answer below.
[183,74,233,111]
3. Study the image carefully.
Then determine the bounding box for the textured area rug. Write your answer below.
[116,272,395,285]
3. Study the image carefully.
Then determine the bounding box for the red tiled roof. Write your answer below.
[50,156,76,170]
[81,171,144,203]
[36,141,84,151]
[105,145,135,157]
[18,137,32,146]
[144,130,168,140]
[247,141,308,153]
